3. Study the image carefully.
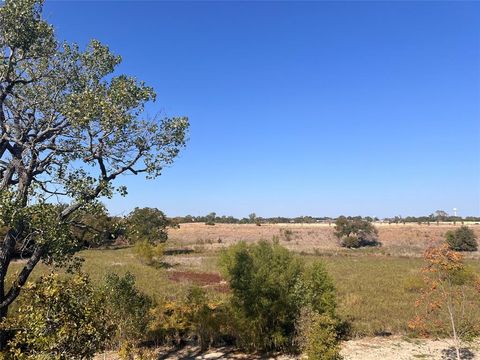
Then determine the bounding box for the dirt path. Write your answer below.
[95,337,480,359]
[340,337,480,359]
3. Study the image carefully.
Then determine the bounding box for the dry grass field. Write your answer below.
[11,222,480,359]
[168,222,480,257]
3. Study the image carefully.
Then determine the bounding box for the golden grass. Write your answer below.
[168,223,480,258]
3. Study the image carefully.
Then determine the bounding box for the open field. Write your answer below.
[10,223,480,340]
[168,222,480,258]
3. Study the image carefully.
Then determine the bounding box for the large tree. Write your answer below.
[0,0,188,339]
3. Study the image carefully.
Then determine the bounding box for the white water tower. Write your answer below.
[453,208,457,217]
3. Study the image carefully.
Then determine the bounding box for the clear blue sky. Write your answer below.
[44,1,480,218]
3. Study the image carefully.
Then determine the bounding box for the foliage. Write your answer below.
[409,244,480,360]
[295,308,341,360]
[3,273,111,360]
[133,240,165,267]
[220,241,337,352]
[445,226,478,252]
[103,272,152,348]
[70,204,125,248]
[339,236,360,249]
[299,262,337,316]
[126,207,177,244]
[0,0,188,326]
[334,216,379,248]
[205,212,216,226]
[147,288,231,350]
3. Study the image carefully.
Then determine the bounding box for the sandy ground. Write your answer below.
[340,337,480,360]
[94,337,480,359]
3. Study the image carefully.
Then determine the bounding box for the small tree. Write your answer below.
[133,240,165,267]
[220,241,337,352]
[205,212,216,226]
[445,226,478,252]
[334,216,379,248]
[126,207,176,244]
[409,244,480,360]
[435,210,449,222]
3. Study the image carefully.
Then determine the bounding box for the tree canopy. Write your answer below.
[0,0,188,321]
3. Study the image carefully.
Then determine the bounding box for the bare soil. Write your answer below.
[167,270,229,293]
[95,337,480,359]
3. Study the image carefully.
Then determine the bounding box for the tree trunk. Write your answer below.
[0,234,13,351]
[447,302,461,360]
[0,305,10,350]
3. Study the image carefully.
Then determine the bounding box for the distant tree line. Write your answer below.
[171,214,382,225]
[4,206,475,258]
[172,212,480,225]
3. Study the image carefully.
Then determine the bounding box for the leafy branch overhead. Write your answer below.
[0,0,188,313]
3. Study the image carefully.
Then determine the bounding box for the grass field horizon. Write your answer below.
[10,223,480,339]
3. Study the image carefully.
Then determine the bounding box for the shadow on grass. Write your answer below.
[152,261,174,269]
[157,347,238,360]
[441,347,475,360]
[164,248,195,256]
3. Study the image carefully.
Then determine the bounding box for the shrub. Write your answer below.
[300,262,337,316]
[147,300,192,346]
[103,272,152,349]
[185,288,232,350]
[409,244,480,358]
[296,308,341,360]
[445,226,478,252]
[340,236,360,249]
[334,216,379,248]
[147,288,231,350]
[220,241,337,352]
[280,228,294,242]
[133,240,165,267]
[4,273,111,360]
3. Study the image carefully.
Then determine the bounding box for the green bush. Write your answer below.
[103,272,152,349]
[340,236,360,249]
[220,241,337,352]
[445,226,478,252]
[4,273,111,360]
[334,216,379,248]
[300,262,337,316]
[296,308,341,360]
[133,240,165,267]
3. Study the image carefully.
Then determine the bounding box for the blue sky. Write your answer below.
[44,1,479,218]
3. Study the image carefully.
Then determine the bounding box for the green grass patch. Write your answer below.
[7,247,480,338]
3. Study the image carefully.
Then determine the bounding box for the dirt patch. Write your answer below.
[168,271,229,293]
[94,338,480,359]
[340,336,480,360]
